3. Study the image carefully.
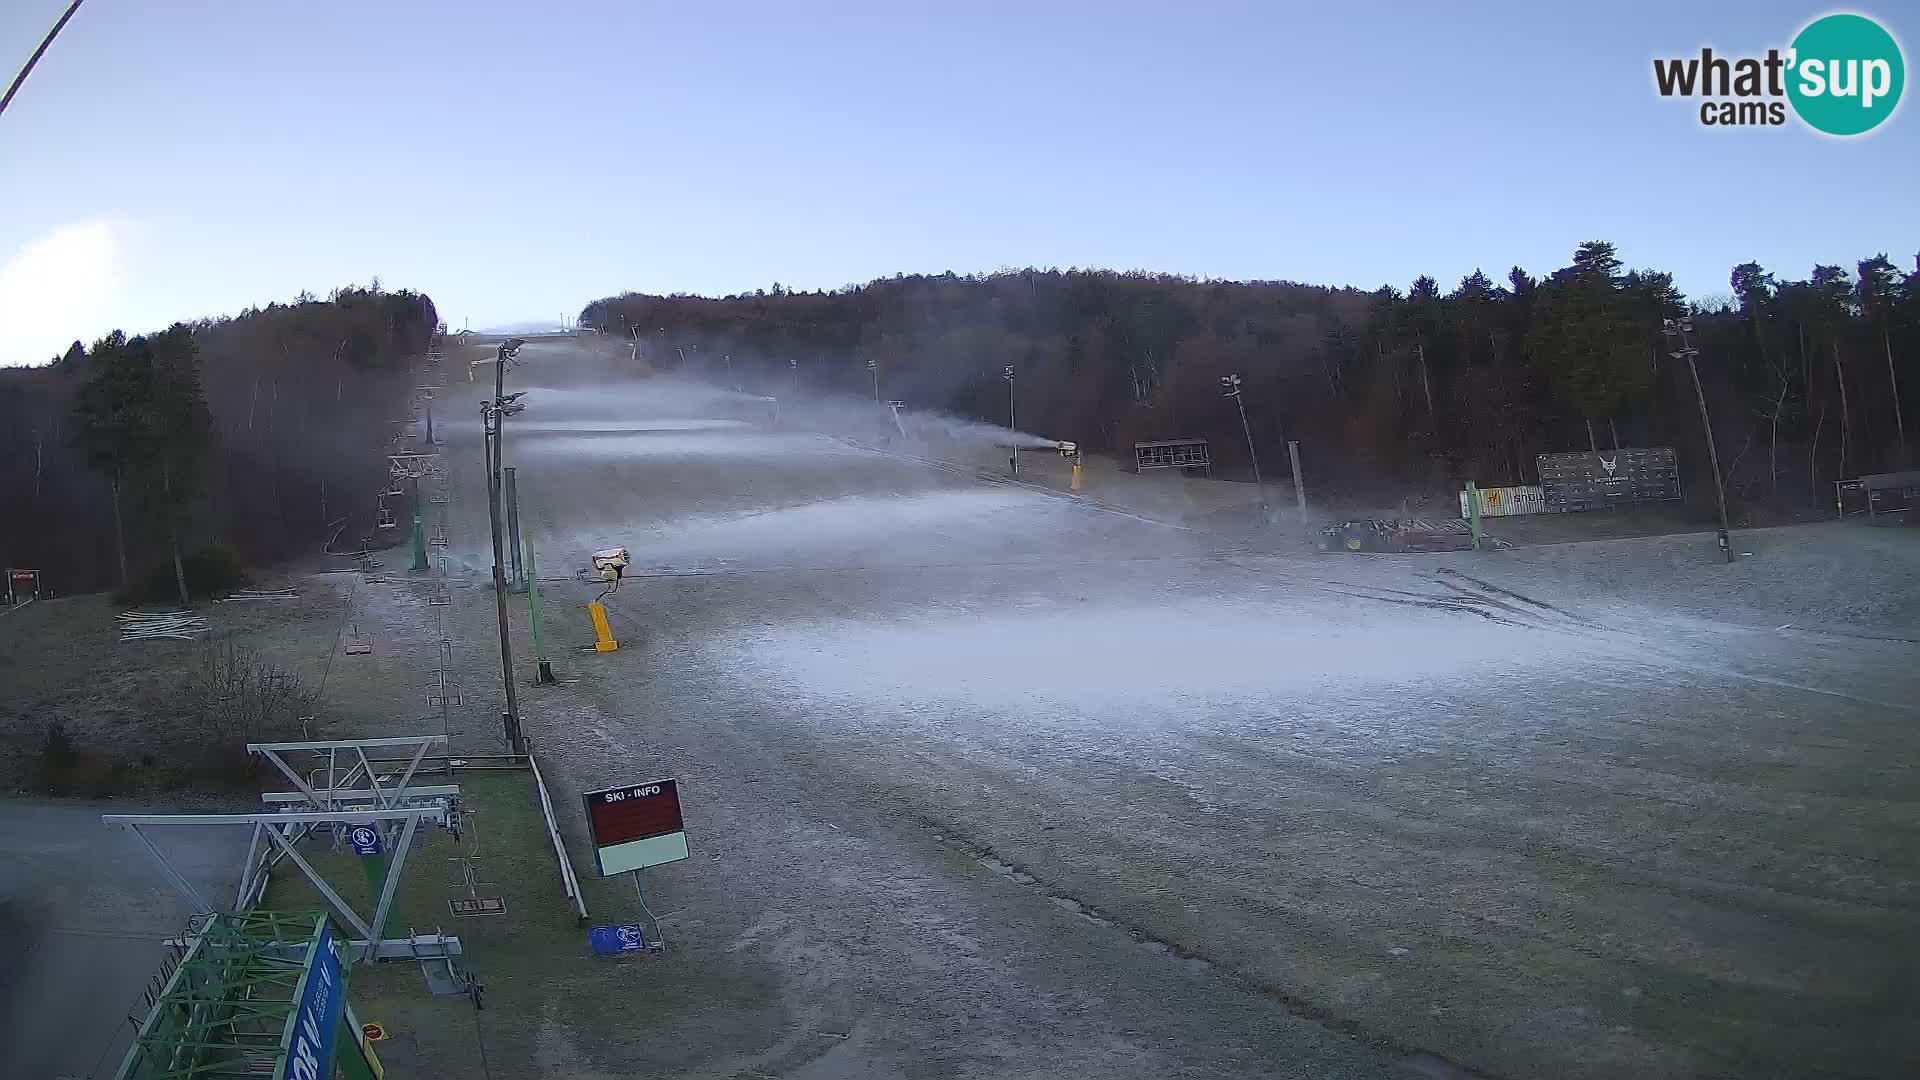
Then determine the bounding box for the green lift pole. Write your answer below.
[410,476,429,572]
[527,537,556,684]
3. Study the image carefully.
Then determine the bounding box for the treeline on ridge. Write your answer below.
[0,284,439,598]
[581,243,1917,515]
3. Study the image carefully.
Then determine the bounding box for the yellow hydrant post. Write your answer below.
[589,601,618,652]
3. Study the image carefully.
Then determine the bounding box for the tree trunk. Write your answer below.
[109,471,129,588]
[1834,342,1851,480]
[1608,418,1620,449]
[1585,419,1597,451]
[1887,326,1907,463]
[1769,408,1779,498]
[1799,323,1809,400]
[1416,342,1435,423]
[1808,400,1826,510]
[162,460,189,607]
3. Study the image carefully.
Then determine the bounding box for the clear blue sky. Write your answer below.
[2,0,1915,364]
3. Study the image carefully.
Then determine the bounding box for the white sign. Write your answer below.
[1462,485,1547,518]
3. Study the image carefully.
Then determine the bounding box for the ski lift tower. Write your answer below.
[103,737,469,974]
[112,909,384,1080]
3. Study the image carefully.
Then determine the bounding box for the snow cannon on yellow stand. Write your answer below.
[588,547,628,652]
[1048,440,1083,492]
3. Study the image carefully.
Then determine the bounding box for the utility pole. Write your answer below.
[868,358,880,404]
[1221,373,1264,512]
[483,338,528,755]
[1004,365,1017,476]
[1287,439,1308,521]
[1663,319,1734,563]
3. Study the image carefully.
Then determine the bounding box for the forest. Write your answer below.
[4,241,1913,601]
[582,242,1917,517]
[0,284,439,598]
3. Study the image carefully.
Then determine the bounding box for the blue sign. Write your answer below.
[348,825,382,857]
[281,924,344,1080]
[589,924,650,955]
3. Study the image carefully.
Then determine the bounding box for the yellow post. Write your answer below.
[589,601,618,652]
[1071,461,1083,493]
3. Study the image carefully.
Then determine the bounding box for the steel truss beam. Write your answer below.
[246,735,448,814]
[104,806,454,966]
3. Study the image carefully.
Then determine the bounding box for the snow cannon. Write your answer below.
[588,547,629,653]
[591,547,629,582]
[1048,440,1084,492]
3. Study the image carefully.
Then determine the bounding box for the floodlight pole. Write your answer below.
[484,339,528,755]
[1004,366,1017,476]
[1665,319,1735,563]
[1222,373,1265,511]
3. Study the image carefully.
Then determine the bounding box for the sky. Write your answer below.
[1,0,1916,365]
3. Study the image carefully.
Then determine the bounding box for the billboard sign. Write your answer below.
[1536,448,1681,512]
[5,568,40,606]
[582,779,689,877]
[278,924,345,1080]
[1460,485,1547,518]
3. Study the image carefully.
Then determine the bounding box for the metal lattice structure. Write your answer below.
[1133,438,1211,474]
[114,910,336,1080]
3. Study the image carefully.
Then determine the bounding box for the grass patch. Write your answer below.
[261,769,783,1078]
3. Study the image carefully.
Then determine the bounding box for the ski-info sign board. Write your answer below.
[582,779,689,876]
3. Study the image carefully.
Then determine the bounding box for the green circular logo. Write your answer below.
[1787,13,1905,136]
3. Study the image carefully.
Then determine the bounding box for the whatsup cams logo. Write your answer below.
[1654,12,1905,135]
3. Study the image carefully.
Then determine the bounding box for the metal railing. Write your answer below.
[529,753,589,923]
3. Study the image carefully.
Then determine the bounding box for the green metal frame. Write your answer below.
[114,910,343,1080]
